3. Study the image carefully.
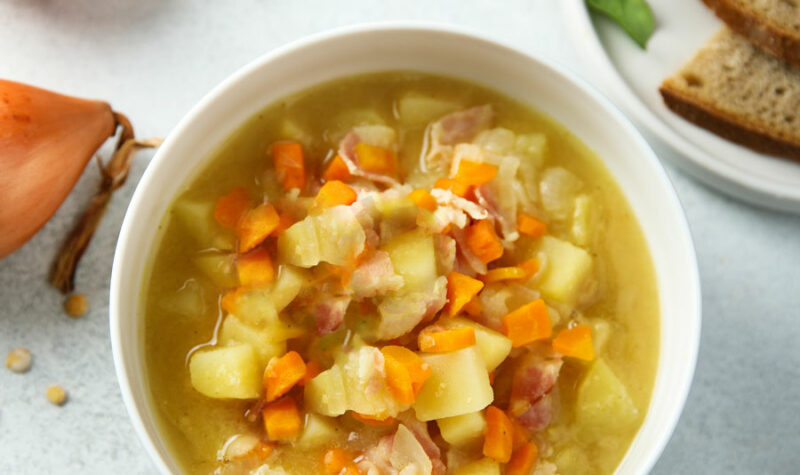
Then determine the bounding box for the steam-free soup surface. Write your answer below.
[143,72,658,475]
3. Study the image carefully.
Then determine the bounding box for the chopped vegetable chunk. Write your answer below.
[263,397,302,441]
[453,160,498,186]
[465,220,503,264]
[408,188,437,211]
[483,406,513,463]
[189,344,262,399]
[506,442,538,475]
[272,142,306,191]
[418,326,476,353]
[482,266,527,284]
[517,213,547,238]
[236,248,275,286]
[553,324,595,361]
[238,203,280,252]
[354,142,397,175]
[502,299,552,347]
[438,411,487,447]
[214,187,251,229]
[263,351,307,402]
[313,180,358,209]
[322,155,353,182]
[434,178,470,198]
[446,271,484,317]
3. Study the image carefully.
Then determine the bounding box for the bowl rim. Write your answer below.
[110,21,701,475]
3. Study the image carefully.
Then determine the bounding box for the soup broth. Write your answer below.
[143,72,659,475]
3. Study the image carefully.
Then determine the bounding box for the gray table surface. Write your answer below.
[1,1,799,473]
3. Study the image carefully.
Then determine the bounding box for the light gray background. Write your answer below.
[1,1,798,473]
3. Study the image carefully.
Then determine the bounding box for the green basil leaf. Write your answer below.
[587,0,656,48]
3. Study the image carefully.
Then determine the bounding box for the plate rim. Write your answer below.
[562,0,800,214]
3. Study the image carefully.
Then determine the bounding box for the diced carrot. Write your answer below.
[380,346,431,396]
[382,351,414,404]
[507,442,539,475]
[238,203,280,252]
[354,142,397,175]
[313,180,358,209]
[501,299,552,348]
[482,266,528,284]
[214,187,251,229]
[465,220,504,264]
[517,213,547,238]
[518,258,540,279]
[262,397,302,441]
[483,406,513,463]
[453,160,498,187]
[274,211,296,236]
[418,326,476,353]
[322,448,356,475]
[352,412,396,426]
[510,417,532,450]
[322,154,353,182]
[408,188,437,212]
[552,325,595,361]
[272,142,306,191]
[236,248,275,287]
[263,351,307,402]
[445,271,484,317]
[434,178,470,198]
[300,360,322,386]
[463,296,483,318]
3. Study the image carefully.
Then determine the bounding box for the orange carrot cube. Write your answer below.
[272,142,306,191]
[501,299,552,348]
[237,203,279,252]
[446,271,484,317]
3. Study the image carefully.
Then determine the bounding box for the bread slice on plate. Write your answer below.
[659,27,800,161]
[702,0,800,67]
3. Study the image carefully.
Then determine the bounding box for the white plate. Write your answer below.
[563,0,800,213]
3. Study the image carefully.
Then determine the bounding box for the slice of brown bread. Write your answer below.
[702,0,800,67]
[659,27,800,160]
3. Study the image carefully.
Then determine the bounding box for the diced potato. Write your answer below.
[571,194,595,247]
[376,276,447,340]
[437,411,487,448]
[473,128,516,154]
[251,464,289,475]
[516,133,547,168]
[390,424,433,474]
[219,315,286,366]
[413,347,493,421]
[159,280,205,317]
[553,445,590,475]
[172,198,235,250]
[305,365,347,416]
[338,347,407,418]
[295,414,342,450]
[315,206,367,266]
[230,288,279,327]
[382,229,436,291]
[189,344,262,399]
[438,318,511,371]
[454,457,501,475]
[271,265,308,311]
[377,197,419,242]
[576,358,639,437]
[396,93,459,127]
[193,252,238,288]
[278,218,320,267]
[536,236,593,305]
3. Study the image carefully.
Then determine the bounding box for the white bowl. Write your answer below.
[110,24,701,475]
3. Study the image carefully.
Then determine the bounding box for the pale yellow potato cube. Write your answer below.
[189,344,262,399]
[438,318,511,371]
[382,229,436,291]
[193,252,238,288]
[577,358,639,438]
[219,315,285,366]
[305,365,347,416]
[437,411,486,448]
[278,218,320,268]
[413,347,493,421]
[270,265,308,311]
[296,414,342,450]
[172,198,235,251]
[396,93,459,127]
[536,236,593,305]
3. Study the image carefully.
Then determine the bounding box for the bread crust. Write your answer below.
[659,82,800,161]
[702,0,800,67]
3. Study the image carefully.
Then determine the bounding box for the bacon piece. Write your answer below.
[451,227,487,276]
[396,413,446,475]
[350,250,404,298]
[338,131,399,187]
[509,354,563,432]
[425,105,494,173]
[310,292,350,334]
